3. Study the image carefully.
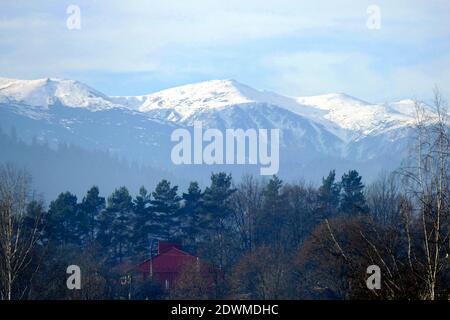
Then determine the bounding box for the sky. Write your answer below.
[0,0,449,102]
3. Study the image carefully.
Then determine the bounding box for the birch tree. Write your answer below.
[0,164,43,300]
[400,88,450,299]
[317,88,450,299]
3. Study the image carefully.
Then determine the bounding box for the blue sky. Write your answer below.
[1,0,449,102]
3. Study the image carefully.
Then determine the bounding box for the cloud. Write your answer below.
[388,55,450,101]
[261,51,384,99]
[0,0,449,100]
[262,50,450,101]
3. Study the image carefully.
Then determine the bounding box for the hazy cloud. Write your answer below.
[0,0,449,100]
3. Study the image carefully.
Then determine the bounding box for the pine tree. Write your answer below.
[255,175,288,248]
[180,181,203,250]
[133,186,153,257]
[339,170,369,215]
[150,180,181,241]
[80,186,105,244]
[200,173,235,233]
[47,192,80,246]
[97,187,134,262]
[198,172,236,273]
[318,170,341,218]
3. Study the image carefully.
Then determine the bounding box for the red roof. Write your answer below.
[135,242,215,289]
[157,241,182,255]
[137,247,197,274]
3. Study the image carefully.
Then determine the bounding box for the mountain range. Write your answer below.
[0,76,432,197]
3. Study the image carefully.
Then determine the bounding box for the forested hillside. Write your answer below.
[0,126,179,200]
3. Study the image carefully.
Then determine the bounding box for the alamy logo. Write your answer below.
[366,5,381,30]
[66,5,81,30]
[66,265,81,290]
[170,121,280,175]
[366,265,381,290]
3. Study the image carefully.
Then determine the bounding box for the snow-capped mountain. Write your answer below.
[116,79,422,142]
[294,93,417,139]
[112,80,347,171]
[137,79,301,117]
[125,80,428,175]
[0,77,181,169]
[0,77,120,110]
[0,76,434,188]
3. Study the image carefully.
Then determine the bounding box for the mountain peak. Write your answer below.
[0,76,116,110]
[0,76,426,141]
[137,79,269,115]
[296,92,371,110]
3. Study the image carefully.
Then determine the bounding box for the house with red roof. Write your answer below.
[135,241,214,290]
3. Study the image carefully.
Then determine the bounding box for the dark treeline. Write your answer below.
[0,125,177,199]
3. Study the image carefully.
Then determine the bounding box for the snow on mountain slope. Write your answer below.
[1,76,441,184]
[129,81,421,144]
[132,79,304,120]
[127,79,343,154]
[1,77,424,142]
[298,92,371,110]
[110,95,146,110]
[385,98,435,118]
[0,77,119,110]
[293,93,418,140]
[0,77,434,151]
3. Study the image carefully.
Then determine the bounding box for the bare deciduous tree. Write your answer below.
[398,88,450,299]
[317,88,450,300]
[230,175,264,253]
[366,171,402,227]
[0,164,43,300]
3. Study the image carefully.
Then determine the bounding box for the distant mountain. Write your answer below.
[122,79,302,119]
[0,76,438,196]
[0,77,183,169]
[0,128,179,200]
[294,93,419,140]
[0,77,119,110]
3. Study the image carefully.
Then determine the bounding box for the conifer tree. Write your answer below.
[255,175,288,248]
[47,192,80,246]
[150,180,181,241]
[200,173,235,233]
[80,186,105,244]
[198,172,236,274]
[133,186,153,257]
[97,186,134,262]
[318,170,341,218]
[339,170,369,215]
[180,181,203,250]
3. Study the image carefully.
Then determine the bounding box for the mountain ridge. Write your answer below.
[0,75,436,187]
